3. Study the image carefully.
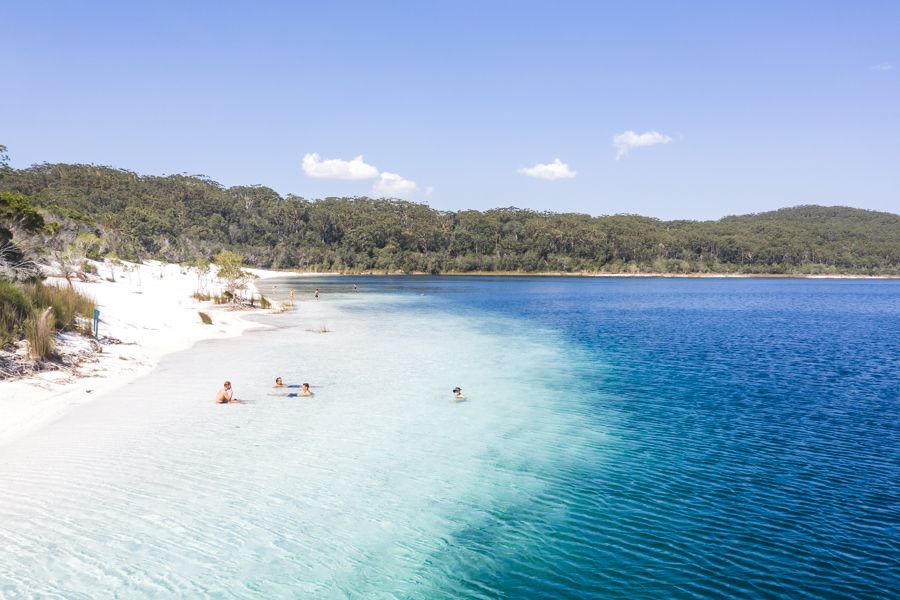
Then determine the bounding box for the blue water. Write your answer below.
[1,277,898,598]
[287,277,900,598]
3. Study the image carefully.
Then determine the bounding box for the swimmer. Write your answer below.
[452,386,466,401]
[299,383,314,397]
[273,377,300,389]
[216,381,235,404]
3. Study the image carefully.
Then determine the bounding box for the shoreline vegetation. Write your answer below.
[0,159,898,278]
[269,269,900,279]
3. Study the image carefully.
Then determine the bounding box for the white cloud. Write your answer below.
[613,130,673,159]
[869,63,894,71]
[517,158,577,180]
[302,152,423,198]
[302,152,379,179]
[372,172,419,198]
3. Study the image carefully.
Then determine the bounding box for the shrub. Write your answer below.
[25,307,55,360]
[22,281,95,331]
[0,280,34,346]
[75,233,103,261]
[198,311,213,325]
[0,239,40,282]
[215,250,250,297]
[259,295,271,309]
[192,291,212,302]
[80,260,98,275]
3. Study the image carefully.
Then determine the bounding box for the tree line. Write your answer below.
[2,161,898,275]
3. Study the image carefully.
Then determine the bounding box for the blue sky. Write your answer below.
[3,1,898,219]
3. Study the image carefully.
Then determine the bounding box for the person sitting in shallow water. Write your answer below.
[274,377,300,389]
[452,387,466,401]
[216,381,235,404]
[299,383,314,397]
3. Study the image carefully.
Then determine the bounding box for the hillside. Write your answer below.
[1,162,898,275]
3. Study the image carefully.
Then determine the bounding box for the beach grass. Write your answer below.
[24,307,55,360]
[198,311,213,325]
[23,281,95,331]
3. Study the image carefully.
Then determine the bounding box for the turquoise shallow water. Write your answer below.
[1,277,898,598]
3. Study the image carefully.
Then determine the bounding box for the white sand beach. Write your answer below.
[0,260,291,448]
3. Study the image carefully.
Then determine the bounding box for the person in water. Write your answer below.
[299,383,314,397]
[452,386,465,400]
[314,288,320,300]
[216,381,235,404]
[274,377,300,389]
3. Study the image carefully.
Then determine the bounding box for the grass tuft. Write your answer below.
[198,311,213,325]
[25,307,56,360]
[22,281,95,331]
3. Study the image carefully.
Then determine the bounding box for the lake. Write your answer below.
[1,277,898,598]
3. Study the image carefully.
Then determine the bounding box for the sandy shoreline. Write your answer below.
[0,260,292,448]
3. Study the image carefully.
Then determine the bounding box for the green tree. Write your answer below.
[215,250,250,299]
[0,161,897,275]
[186,257,211,292]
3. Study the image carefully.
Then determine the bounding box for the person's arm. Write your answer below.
[225,388,234,402]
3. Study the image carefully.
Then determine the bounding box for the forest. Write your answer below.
[2,159,899,275]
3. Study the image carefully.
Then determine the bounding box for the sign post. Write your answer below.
[93,308,100,338]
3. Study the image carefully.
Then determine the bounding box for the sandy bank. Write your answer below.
[0,260,291,448]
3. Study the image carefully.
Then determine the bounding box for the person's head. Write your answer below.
[275,377,283,385]
[453,387,461,394]
[302,382,310,390]
[224,381,231,389]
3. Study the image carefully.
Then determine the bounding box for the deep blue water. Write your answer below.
[295,277,900,599]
